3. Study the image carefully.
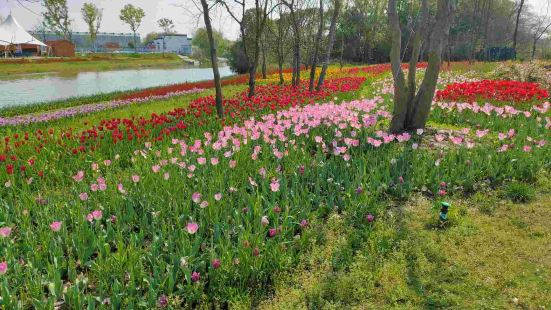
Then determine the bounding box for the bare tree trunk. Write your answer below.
[408,0,455,129]
[309,0,324,92]
[289,6,301,87]
[278,59,284,84]
[200,0,224,118]
[262,42,267,79]
[512,0,525,58]
[532,37,538,61]
[389,0,455,133]
[317,0,342,90]
[406,0,429,119]
[388,0,409,133]
[339,38,344,69]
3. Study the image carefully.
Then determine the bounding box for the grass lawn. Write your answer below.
[0,53,185,77]
[258,175,551,309]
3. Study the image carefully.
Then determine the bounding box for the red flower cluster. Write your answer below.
[436,80,549,103]
[118,68,298,101]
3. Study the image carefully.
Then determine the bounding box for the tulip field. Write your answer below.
[0,62,550,308]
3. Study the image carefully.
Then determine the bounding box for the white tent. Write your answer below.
[0,14,47,57]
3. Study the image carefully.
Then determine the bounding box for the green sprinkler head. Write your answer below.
[439,202,450,221]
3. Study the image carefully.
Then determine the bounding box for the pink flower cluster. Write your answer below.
[434,101,550,118]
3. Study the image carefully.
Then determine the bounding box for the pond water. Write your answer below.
[0,66,235,108]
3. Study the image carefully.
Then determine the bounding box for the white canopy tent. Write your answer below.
[0,14,48,57]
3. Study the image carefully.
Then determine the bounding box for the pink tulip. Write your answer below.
[186,222,199,234]
[92,210,102,220]
[270,179,280,192]
[192,192,201,203]
[50,221,62,232]
[0,261,7,275]
[0,227,12,238]
[191,271,201,282]
[72,171,85,182]
[366,214,375,223]
[79,192,89,201]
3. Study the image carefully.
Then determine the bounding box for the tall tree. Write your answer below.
[221,0,275,97]
[81,3,103,52]
[157,18,175,55]
[119,4,145,52]
[43,0,72,40]
[199,0,224,118]
[281,0,305,87]
[512,0,525,57]
[388,0,455,133]
[309,0,324,92]
[317,0,342,90]
[530,9,551,61]
[267,5,291,84]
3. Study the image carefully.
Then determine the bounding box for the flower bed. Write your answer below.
[0,77,366,182]
[0,88,205,126]
[435,80,549,103]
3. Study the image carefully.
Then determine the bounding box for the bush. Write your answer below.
[505,182,536,203]
[490,62,551,88]
[228,41,249,74]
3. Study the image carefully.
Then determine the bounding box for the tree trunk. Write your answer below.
[288,5,301,87]
[406,0,429,119]
[200,0,224,118]
[407,0,455,130]
[278,60,284,84]
[262,44,267,79]
[248,64,257,97]
[389,0,455,133]
[309,0,324,92]
[388,0,409,133]
[531,37,537,61]
[512,0,525,58]
[317,0,342,90]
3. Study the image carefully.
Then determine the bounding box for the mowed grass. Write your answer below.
[0,53,185,77]
[257,175,551,309]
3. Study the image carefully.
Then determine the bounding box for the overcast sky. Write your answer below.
[0,0,550,40]
[0,0,241,40]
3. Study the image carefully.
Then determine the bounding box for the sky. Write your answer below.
[0,0,241,40]
[0,0,550,40]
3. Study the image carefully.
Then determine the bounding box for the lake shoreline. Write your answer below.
[0,53,186,77]
[0,70,242,118]
[0,66,235,110]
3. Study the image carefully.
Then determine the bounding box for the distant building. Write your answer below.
[29,31,139,52]
[146,34,192,55]
[45,40,75,57]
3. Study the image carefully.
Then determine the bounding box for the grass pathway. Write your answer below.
[258,176,551,309]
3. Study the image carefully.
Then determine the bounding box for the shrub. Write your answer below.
[505,182,536,203]
[490,62,551,88]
